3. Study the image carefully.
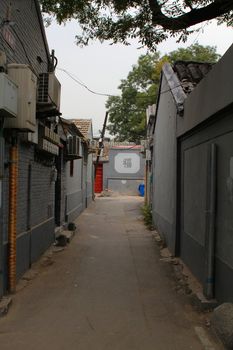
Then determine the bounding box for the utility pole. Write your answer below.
[94,111,109,179]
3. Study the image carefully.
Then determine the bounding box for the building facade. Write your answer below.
[152,45,233,303]
[100,144,145,195]
[0,1,64,296]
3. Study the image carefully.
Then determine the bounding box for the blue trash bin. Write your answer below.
[138,183,145,197]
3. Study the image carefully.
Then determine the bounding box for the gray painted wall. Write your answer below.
[179,109,233,302]
[65,158,83,223]
[152,75,177,254]
[103,148,145,195]
[65,128,93,223]
[86,152,93,205]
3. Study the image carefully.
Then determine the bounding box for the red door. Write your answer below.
[94,164,103,193]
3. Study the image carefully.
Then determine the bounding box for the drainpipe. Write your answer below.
[144,160,148,205]
[95,111,108,179]
[8,138,18,293]
[0,127,4,298]
[204,143,217,300]
[27,162,32,267]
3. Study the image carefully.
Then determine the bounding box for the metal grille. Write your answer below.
[37,73,49,103]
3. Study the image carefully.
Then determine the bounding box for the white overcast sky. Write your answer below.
[45,20,233,135]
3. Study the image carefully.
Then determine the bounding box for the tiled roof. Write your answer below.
[60,117,84,137]
[173,61,213,94]
[71,119,92,138]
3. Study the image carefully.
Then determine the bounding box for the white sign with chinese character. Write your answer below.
[114,153,140,174]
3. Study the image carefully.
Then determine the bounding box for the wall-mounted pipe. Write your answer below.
[204,143,217,300]
[0,132,4,298]
[8,140,18,293]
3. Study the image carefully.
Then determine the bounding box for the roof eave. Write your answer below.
[162,63,186,116]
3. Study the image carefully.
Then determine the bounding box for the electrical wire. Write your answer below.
[58,67,157,100]
[57,68,116,97]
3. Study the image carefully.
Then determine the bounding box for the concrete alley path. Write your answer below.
[0,197,223,350]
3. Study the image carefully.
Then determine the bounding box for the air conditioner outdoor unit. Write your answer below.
[4,64,37,132]
[67,136,80,156]
[146,104,156,122]
[90,140,98,148]
[0,72,18,118]
[37,72,61,110]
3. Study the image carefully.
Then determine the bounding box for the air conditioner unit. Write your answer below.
[90,140,98,148]
[67,136,80,156]
[146,104,156,122]
[37,72,61,110]
[0,72,18,118]
[4,64,37,132]
[146,149,151,161]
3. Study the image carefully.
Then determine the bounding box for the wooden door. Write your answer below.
[94,164,103,193]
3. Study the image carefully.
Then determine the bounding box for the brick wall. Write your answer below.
[0,0,49,74]
[0,0,57,289]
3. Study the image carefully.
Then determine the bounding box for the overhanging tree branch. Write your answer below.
[41,0,233,49]
[148,0,233,30]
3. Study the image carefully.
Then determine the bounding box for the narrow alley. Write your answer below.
[0,197,222,350]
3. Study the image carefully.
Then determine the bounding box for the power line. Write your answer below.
[191,22,208,45]
[57,68,117,97]
[58,67,157,100]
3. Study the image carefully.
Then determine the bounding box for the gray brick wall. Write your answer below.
[60,158,66,224]
[0,0,56,290]
[3,140,55,238]
[0,0,49,74]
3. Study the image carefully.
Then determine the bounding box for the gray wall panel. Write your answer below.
[179,109,233,302]
[31,218,55,263]
[180,230,205,285]
[183,143,208,247]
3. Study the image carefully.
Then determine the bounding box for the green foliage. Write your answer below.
[106,43,220,142]
[167,43,221,63]
[106,53,160,143]
[40,0,233,51]
[141,204,153,230]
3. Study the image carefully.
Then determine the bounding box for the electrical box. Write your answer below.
[4,64,37,132]
[0,73,18,118]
